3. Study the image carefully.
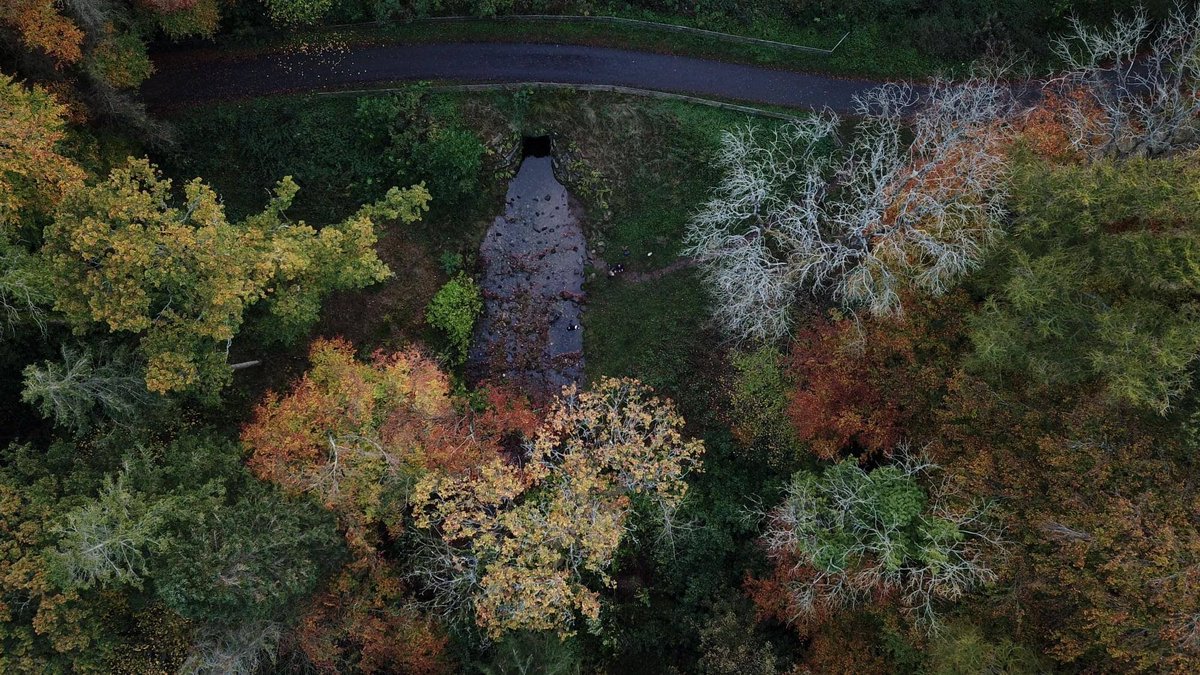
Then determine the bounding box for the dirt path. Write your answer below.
[142,42,895,112]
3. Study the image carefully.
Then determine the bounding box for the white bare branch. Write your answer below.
[1049,4,1200,158]
[686,76,1014,339]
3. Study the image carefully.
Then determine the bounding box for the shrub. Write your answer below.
[426,273,483,364]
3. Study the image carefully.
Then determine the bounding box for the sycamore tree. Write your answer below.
[685,77,1014,339]
[43,158,429,396]
[411,377,705,637]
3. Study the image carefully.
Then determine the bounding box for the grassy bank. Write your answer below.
[158,86,788,408]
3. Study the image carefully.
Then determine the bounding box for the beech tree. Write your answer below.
[243,337,467,549]
[786,292,968,461]
[294,561,450,674]
[261,0,335,24]
[0,74,85,335]
[0,0,85,66]
[44,159,429,396]
[0,441,135,671]
[685,77,1014,339]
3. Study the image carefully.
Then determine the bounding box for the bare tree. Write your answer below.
[1050,4,1200,159]
[686,77,1014,339]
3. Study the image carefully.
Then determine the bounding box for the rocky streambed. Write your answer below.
[468,140,587,396]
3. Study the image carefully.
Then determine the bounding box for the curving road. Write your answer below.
[141,42,889,112]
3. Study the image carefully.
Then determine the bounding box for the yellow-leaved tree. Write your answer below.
[412,377,705,637]
[43,158,429,395]
[0,73,85,334]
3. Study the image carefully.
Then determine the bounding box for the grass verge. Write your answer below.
[163,14,952,82]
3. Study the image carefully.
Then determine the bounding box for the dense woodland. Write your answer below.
[5,1,1200,673]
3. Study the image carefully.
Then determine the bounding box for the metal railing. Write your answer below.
[416,15,849,55]
[321,14,854,55]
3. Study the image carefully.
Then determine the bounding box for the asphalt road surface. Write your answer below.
[142,42,889,111]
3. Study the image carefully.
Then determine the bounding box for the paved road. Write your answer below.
[142,42,888,111]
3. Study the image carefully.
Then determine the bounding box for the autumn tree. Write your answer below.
[0,0,85,66]
[43,159,429,396]
[969,152,1200,414]
[685,77,1014,339]
[0,73,85,334]
[786,293,968,461]
[294,560,450,674]
[179,621,284,675]
[243,338,538,670]
[926,375,1200,672]
[754,455,998,633]
[412,377,705,637]
[243,337,474,550]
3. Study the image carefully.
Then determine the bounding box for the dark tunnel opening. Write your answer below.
[522,135,552,158]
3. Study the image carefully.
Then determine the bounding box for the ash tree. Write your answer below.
[685,77,1015,340]
[755,452,999,632]
[1049,3,1200,160]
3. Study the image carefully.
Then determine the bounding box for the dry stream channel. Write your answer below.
[468,137,587,395]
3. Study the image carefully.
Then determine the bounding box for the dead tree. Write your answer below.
[1050,4,1200,159]
[686,77,1014,340]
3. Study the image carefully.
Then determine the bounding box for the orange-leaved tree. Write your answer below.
[785,292,968,461]
[1,73,86,334]
[243,337,537,672]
